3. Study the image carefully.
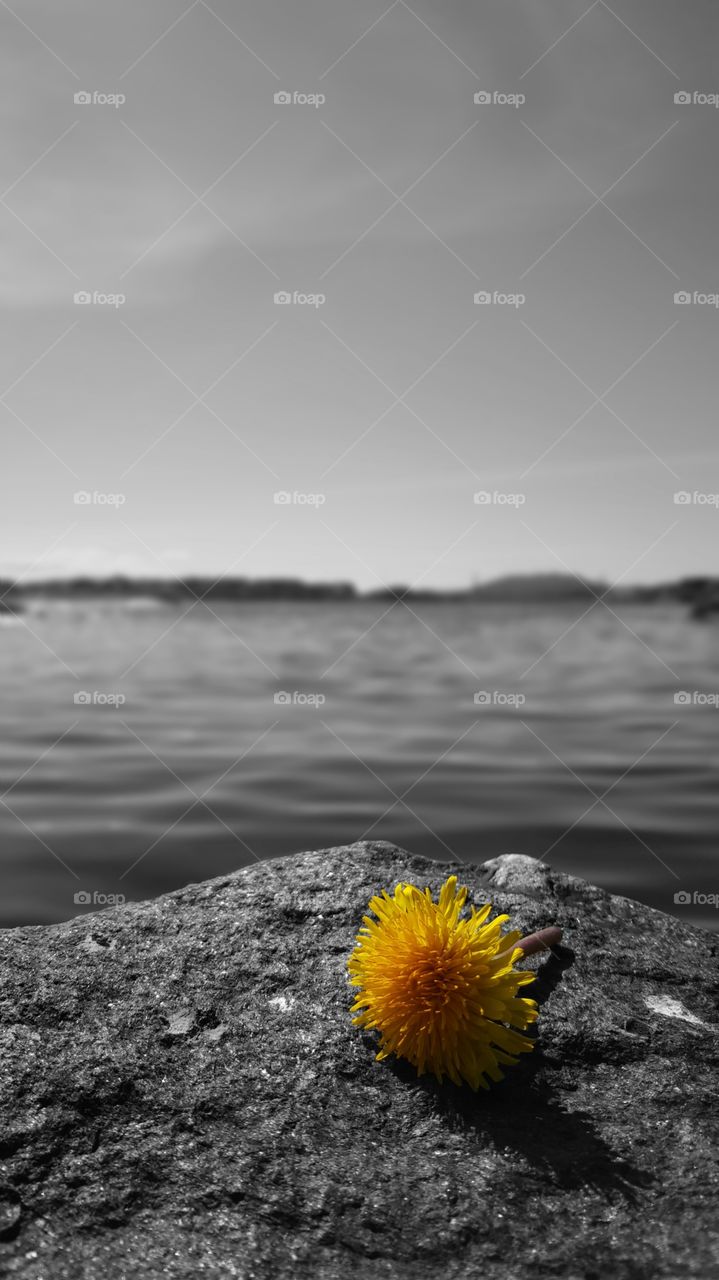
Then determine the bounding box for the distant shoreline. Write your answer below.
[2,572,718,610]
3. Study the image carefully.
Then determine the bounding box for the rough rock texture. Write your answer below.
[1,842,719,1279]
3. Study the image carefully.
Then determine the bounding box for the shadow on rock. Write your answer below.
[384,1054,652,1200]
[378,941,652,1201]
[525,942,575,1007]
[447,1078,652,1199]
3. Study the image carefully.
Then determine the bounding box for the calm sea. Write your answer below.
[1,599,717,928]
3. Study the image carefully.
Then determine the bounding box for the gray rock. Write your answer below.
[1,841,718,1279]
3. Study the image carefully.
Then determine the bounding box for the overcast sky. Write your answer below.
[1,0,717,589]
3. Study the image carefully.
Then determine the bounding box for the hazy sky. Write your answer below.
[1,0,717,588]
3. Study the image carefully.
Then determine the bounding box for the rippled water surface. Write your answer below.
[1,599,717,927]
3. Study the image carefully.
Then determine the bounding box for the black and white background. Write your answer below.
[1,2,718,929]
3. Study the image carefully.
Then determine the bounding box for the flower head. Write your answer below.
[347,874,538,1090]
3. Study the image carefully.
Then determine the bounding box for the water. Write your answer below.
[1,599,717,928]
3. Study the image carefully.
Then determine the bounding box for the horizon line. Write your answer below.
[2,570,717,597]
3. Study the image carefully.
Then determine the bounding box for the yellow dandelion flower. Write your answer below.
[347,874,539,1091]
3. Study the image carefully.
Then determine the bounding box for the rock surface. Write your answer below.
[1,841,718,1279]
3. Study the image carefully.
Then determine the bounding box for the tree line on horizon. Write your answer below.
[2,572,718,609]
